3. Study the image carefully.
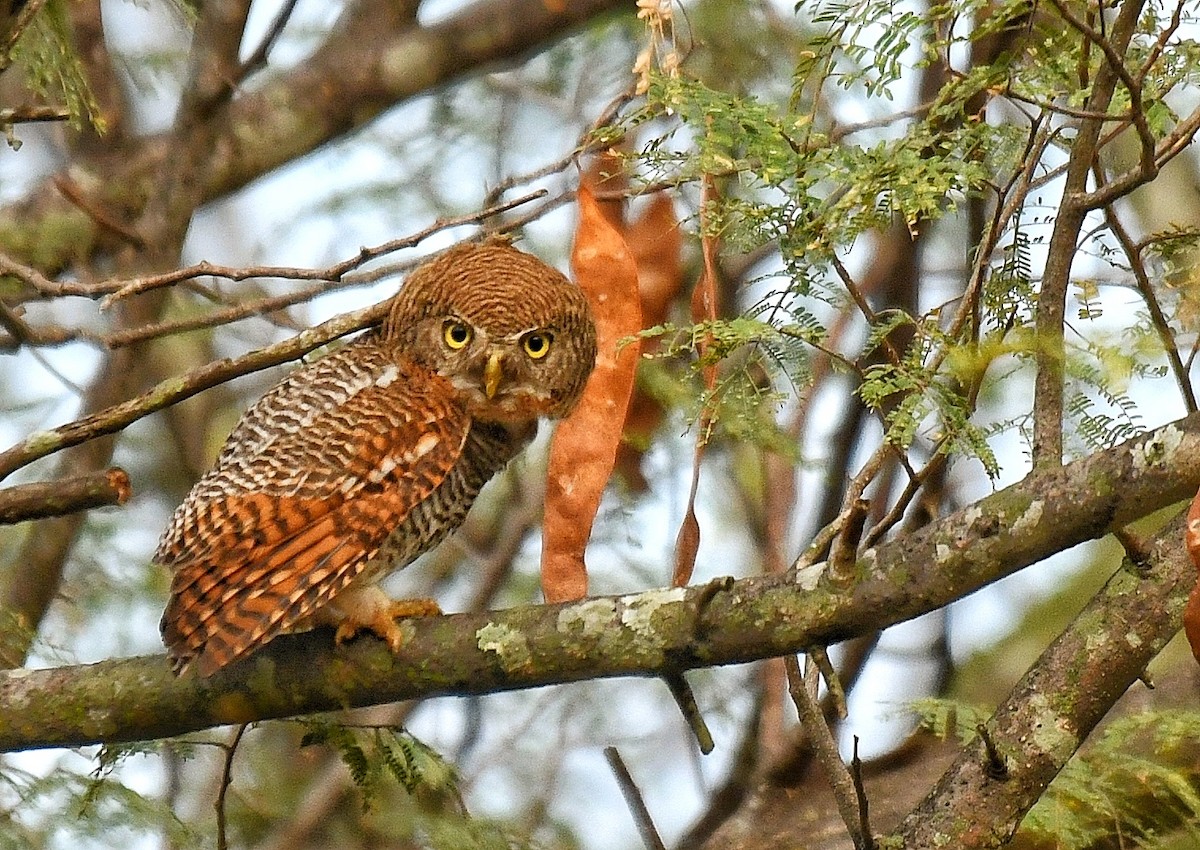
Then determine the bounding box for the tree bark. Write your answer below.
[0,415,1196,752]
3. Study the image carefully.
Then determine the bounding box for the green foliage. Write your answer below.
[1021,710,1200,849]
[623,11,1013,473]
[637,318,803,455]
[983,230,1035,330]
[299,719,461,813]
[856,312,1001,476]
[621,0,1200,479]
[8,0,104,139]
[913,700,1200,849]
[291,720,558,848]
[911,696,993,745]
[0,747,198,850]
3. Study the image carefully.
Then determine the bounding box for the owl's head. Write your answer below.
[384,242,598,424]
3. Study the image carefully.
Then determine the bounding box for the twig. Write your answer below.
[0,0,47,68]
[0,251,81,300]
[215,724,248,850]
[675,682,762,850]
[663,672,714,755]
[828,498,869,584]
[784,654,874,850]
[0,105,70,125]
[234,0,301,82]
[99,189,547,306]
[1100,194,1197,413]
[101,278,384,349]
[975,723,1008,781]
[0,300,33,344]
[604,746,667,850]
[482,87,636,208]
[809,646,848,720]
[0,468,130,525]
[0,300,386,483]
[849,736,875,840]
[863,453,947,548]
[52,174,145,248]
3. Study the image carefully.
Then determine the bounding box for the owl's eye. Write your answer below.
[522,331,553,360]
[443,320,473,350]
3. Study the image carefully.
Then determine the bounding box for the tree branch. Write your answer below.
[0,300,385,483]
[893,508,1192,848]
[1,416,1198,752]
[0,468,129,524]
[1030,0,1146,467]
[0,0,628,279]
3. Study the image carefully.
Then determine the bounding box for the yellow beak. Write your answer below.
[484,352,503,399]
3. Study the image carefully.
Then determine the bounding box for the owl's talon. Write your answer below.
[333,594,442,653]
[388,597,442,620]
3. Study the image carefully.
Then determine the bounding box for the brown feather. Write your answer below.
[156,243,597,675]
[158,343,471,674]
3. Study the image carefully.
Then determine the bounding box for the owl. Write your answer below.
[156,242,597,676]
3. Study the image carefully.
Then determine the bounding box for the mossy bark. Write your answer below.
[1,415,1198,753]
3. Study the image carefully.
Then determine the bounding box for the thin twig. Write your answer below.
[809,646,848,720]
[604,746,667,850]
[784,654,874,850]
[215,724,248,850]
[1100,192,1197,413]
[101,189,548,305]
[675,682,762,850]
[52,174,145,248]
[101,276,398,349]
[663,673,714,755]
[0,105,70,125]
[482,87,636,208]
[849,735,875,839]
[792,505,851,571]
[0,251,81,300]
[0,300,33,344]
[1043,0,1156,169]
[975,723,1009,781]
[0,0,48,68]
[0,300,385,483]
[234,0,301,82]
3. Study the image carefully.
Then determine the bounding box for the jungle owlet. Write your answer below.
[156,242,597,676]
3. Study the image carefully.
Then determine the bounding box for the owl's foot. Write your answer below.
[331,586,442,653]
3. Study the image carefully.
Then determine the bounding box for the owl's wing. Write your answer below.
[157,343,471,676]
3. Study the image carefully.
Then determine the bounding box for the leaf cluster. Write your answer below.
[622,0,1200,476]
[0,745,197,850]
[6,0,103,143]
[299,719,461,814]
[637,318,804,455]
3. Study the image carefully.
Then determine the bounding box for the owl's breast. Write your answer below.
[361,420,533,582]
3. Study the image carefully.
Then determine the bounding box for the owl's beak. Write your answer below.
[484,351,503,399]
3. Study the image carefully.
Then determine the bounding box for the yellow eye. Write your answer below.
[522,331,553,360]
[443,320,472,350]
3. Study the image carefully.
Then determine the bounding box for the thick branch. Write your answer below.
[0,416,1198,752]
[894,509,1191,847]
[0,468,129,524]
